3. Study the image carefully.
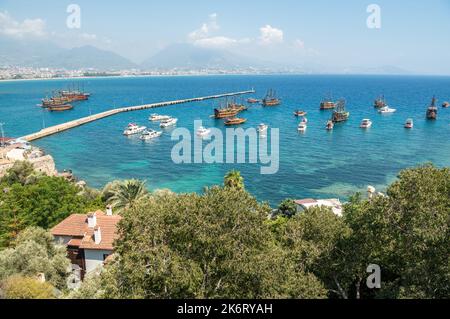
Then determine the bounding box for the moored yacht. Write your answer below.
[140,129,162,140]
[326,120,334,130]
[160,117,178,128]
[298,122,307,132]
[149,114,171,121]
[360,119,372,128]
[196,126,211,137]
[258,123,269,133]
[404,118,414,129]
[123,123,147,136]
[378,106,397,114]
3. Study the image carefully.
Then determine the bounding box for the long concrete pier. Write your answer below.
[21,90,255,142]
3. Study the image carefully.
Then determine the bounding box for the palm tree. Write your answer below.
[107,179,149,213]
[224,170,244,190]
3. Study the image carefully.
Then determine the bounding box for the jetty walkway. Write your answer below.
[21,90,254,142]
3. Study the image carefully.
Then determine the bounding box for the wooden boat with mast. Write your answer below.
[224,117,247,126]
[374,95,387,108]
[60,83,90,101]
[262,89,281,106]
[48,104,73,111]
[213,99,246,119]
[320,94,335,110]
[331,99,350,123]
[426,96,438,120]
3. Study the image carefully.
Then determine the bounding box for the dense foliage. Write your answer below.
[0,161,102,248]
[0,161,448,299]
[1,275,55,299]
[0,227,71,290]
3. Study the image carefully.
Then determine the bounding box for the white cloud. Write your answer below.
[0,11,46,38]
[188,13,219,41]
[259,25,283,45]
[293,39,305,50]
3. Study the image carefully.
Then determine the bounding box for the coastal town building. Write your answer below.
[51,207,121,277]
[294,198,343,216]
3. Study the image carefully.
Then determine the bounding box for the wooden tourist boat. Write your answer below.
[374,95,387,108]
[224,117,247,126]
[48,104,74,112]
[294,110,307,117]
[331,99,350,123]
[320,94,335,110]
[426,96,438,120]
[262,89,281,106]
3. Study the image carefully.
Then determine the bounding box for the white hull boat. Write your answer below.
[379,106,396,114]
[123,123,147,136]
[197,126,211,137]
[160,118,178,128]
[360,119,372,128]
[140,129,162,140]
[149,114,171,121]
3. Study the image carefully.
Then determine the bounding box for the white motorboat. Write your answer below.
[360,119,372,128]
[197,126,211,137]
[149,114,171,121]
[298,122,307,132]
[378,106,396,114]
[404,118,414,129]
[140,129,162,140]
[160,117,178,128]
[257,123,269,133]
[123,123,147,136]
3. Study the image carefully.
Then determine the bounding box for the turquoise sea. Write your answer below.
[1,75,450,205]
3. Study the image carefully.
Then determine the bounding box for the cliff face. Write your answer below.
[0,155,57,178]
[29,155,57,176]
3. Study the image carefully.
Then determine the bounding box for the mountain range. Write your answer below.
[0,37,410,75]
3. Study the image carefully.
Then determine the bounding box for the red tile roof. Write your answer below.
[51,210,122,251]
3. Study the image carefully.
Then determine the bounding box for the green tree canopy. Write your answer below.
[103,187,326,299]
[105,179,149,214]
[0,227,71,290]
[223,170,245,190]
[0,175,101,247]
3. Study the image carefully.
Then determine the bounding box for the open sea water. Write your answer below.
[1,75,449,206]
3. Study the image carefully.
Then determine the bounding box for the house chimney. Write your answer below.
[94,226,102,244]
[106,205,113,216]
[87,213,96,228]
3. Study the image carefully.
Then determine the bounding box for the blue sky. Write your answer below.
[1,0,450,74]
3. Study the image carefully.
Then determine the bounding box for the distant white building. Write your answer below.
[51,206,121,278]
[294,198,343,216]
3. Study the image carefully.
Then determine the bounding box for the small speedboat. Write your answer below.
[160,117,178,128]
[326,120,334,130]
[298,122,307,132]
[294,110,307,117]
[257,123,268,133]
[149,114,171,121]
[140,129,162,140]
[442,101,449,108]
[404,118,414,129]
[378,106,396,114]
[123,123,147,136]
[197,126,211,137]
[360,119,372,129]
